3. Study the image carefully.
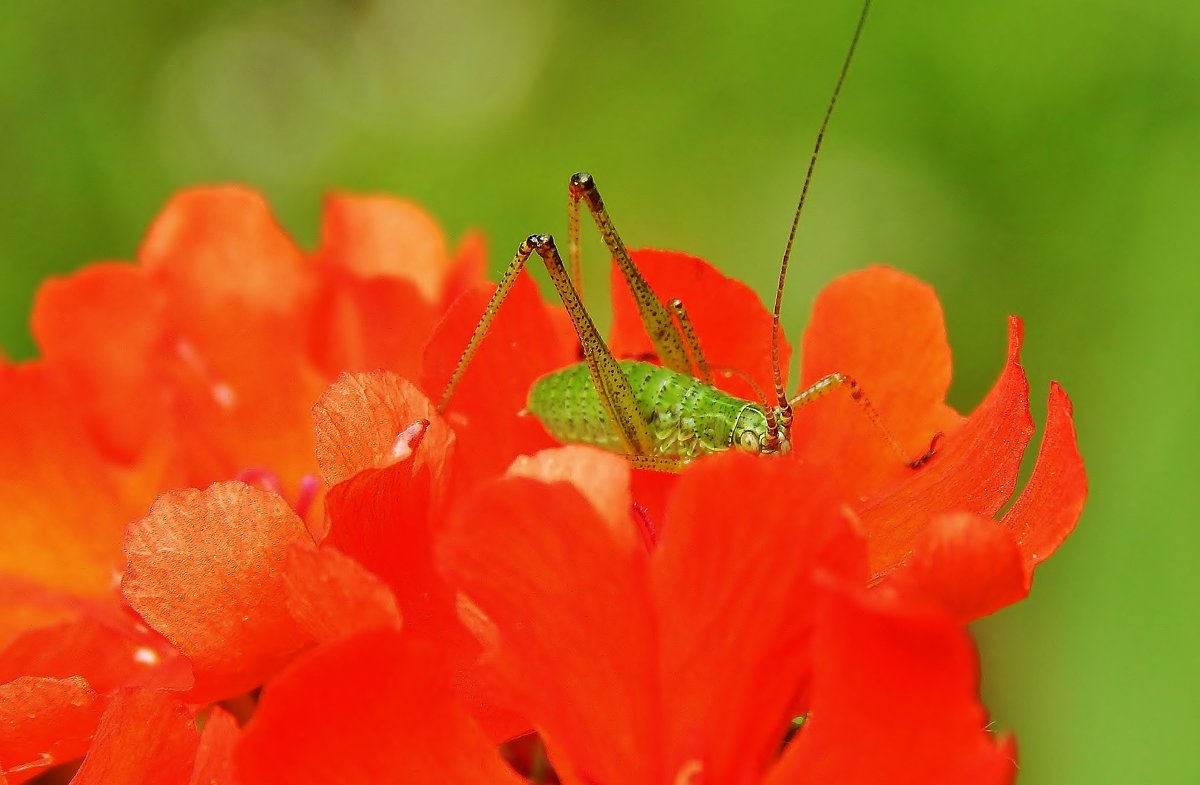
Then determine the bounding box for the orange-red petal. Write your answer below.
[653,454,865,784]
[282,544,402,643]
[441,476,662,785]
[442,231,489,310]
[792,266,963,500]
[308,270,437,382]
[312,371,453,489]
[316,194,452,303]
[188,707,239,785]
[505,446,633,536]
[857,317,1033,578]
[121,483,315,702]
[0,364,149,598]
[71,689,198,785]
[1000,382,1087,574]
[0,610,189,694]
[610,249,789,399]
[236,627,523,785]
[323,459,439,611]
[30,263,167,464]
[886,512,1027,623]
[422,276,578,485]
[138,187,311,317]
[767,588,1016,785]
[0,676,102,785]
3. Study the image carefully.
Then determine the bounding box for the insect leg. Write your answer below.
[567,181,584,299]
[626,454,691,474]
[667,298,715,385]
[790,373,938,468]
[438,239,540,412]
[568,172,693,376]
[525,234,655,455]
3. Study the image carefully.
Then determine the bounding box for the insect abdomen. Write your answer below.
[527,360,763,459]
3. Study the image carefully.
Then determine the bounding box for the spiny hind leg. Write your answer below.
[568,172,694,376]
[790,373,941,468]
[440,235,655,456]
[626,454,691,474]
[609,299,714,385]
[526,234,659,456]
[667,298,714,384]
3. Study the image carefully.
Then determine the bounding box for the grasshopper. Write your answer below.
[438,0,937,474]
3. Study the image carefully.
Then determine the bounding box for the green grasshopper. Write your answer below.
[438,0,936,474]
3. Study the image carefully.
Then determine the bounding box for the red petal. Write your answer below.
[188,707,239,785]
[312,371,453,489]
[0,364,149,597]
[886,512,1026,623]
[316,194,452,303]
[122,483,314,702]
[1001,382,1087,574]
[237,628,521,785]
[0,610,189,694]
[135,187,328,490]
[505,446,633,535]
[157,308,328,492]
[138,187,311,316]
[653,454,865,784]
[610,249,789,399]
[321,425,524,740]
[0,578,83,651]
[30,263,167,463]
[0,676,102,785]
[793,266,964,499]
[282,544,402,643]
[72,689,198,785]
[442,231,489,310]
[768,588,1015,785]
[308,270,438,382]
[323,460,440,613]
[441,477,662,785]
[857,317,1033,578]
[422,276,574,484]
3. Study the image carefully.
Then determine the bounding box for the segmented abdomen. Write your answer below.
[527,360,762,459]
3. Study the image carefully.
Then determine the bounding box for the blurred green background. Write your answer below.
[2,0,1195,780]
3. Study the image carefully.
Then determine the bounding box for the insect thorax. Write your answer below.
[526,360,770,460]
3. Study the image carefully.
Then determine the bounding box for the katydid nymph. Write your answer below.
[437,0,939,474]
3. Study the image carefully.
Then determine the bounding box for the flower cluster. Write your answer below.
[0,188,1085,784]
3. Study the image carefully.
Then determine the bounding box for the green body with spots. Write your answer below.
[527,360,770,460]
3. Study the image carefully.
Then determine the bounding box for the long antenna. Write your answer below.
[769,0,872,410]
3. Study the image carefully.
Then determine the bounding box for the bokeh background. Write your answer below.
[2,0,1196,781]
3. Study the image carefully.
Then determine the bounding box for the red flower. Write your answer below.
[3,187,480,602]
[0,187,1085,783]
[115,369,520,720]
[0,187,486,782]
[236,450,1017,784]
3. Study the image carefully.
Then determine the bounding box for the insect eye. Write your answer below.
[737,430,761,453]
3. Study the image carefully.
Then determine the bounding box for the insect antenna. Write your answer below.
[769,0,873,412]
[715,365,771,412]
